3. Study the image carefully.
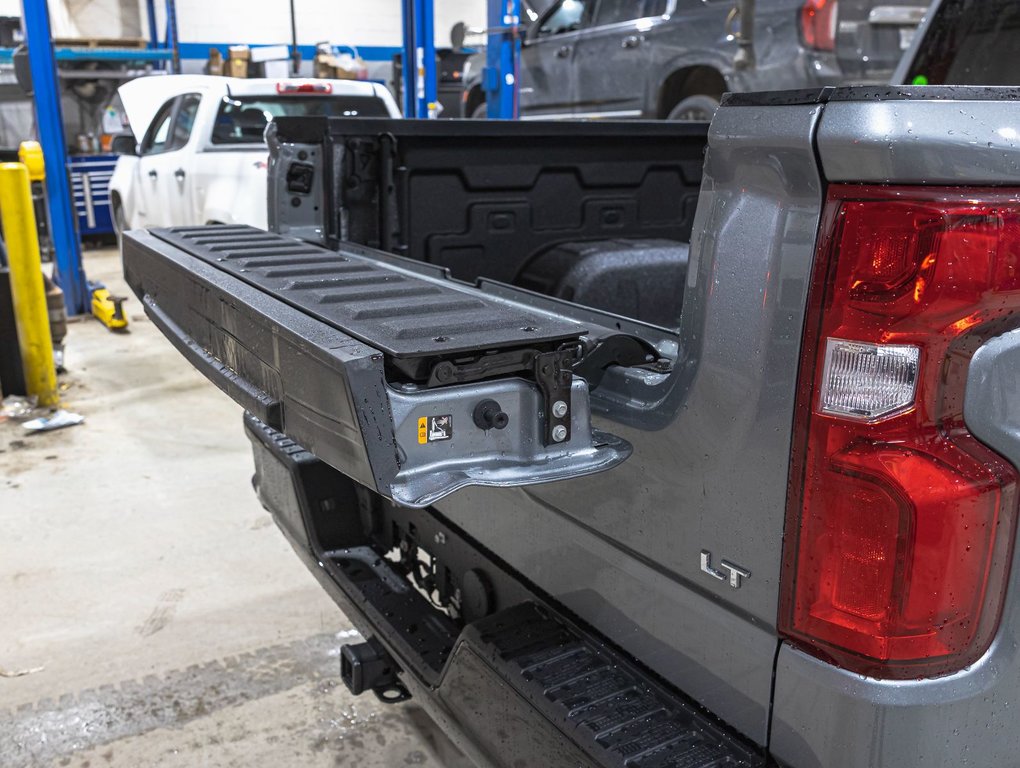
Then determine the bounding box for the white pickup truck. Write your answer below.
[109,75,400,235]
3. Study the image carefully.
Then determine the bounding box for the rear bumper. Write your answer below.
[245,413,762,768]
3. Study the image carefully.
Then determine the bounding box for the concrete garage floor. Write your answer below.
[0,247,472,768]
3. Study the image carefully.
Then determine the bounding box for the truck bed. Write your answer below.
[267,117,706,321]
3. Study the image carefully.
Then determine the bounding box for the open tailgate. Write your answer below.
[123,225,642,507]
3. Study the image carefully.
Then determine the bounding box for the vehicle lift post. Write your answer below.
[164,0,181,74]
[19,0,89,316]
[146,0,160,53]
[485,0,521,119]
[144,0,180,73]
[400,0,438,118]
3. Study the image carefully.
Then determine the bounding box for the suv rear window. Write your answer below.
[212,95,391,145]
[907,0,1020,86]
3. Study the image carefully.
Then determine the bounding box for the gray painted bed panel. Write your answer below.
[817,99,1020,184]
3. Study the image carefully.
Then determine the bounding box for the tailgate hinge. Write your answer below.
[534,348,577,445]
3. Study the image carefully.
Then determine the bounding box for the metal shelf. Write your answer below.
[0,47,175,64]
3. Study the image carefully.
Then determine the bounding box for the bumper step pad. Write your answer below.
[466,604,760,768]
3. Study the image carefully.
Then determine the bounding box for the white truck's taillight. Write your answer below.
[277,81,333,95]
[801,0,839,51]
[781,185,1020,679]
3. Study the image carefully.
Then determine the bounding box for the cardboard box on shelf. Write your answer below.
[205,47,223,76]
[250,44,289,64]
[227,45,250,78]
[250,45,290,79]
[263,60,289,78]
[313,43,367,80]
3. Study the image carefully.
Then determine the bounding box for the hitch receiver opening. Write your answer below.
[340,638,411,703]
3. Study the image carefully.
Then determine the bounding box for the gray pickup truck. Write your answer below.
[121,2,1020,766]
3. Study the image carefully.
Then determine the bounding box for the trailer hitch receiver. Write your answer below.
[340,637,411,703]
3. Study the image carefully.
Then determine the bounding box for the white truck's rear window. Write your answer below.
[212,95,393,144]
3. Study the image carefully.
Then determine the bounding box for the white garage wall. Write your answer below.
[2,0,144,39]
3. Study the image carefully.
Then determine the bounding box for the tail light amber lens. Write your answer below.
[781,186,1020,678]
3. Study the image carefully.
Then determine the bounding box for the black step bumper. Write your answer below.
[245,413,762,768]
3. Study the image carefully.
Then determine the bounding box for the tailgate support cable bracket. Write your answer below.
[427,346,579,446]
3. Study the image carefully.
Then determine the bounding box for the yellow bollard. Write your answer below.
[0,162,58,407]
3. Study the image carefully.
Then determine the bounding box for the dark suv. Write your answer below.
[464,0,929,120]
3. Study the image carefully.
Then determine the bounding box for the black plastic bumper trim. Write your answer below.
[245,413,763,768]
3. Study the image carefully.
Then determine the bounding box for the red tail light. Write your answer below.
[801,0,838,51]
[276,81,333,95]
[781,185,1020,679]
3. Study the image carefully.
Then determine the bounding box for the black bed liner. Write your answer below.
[267,115,707,289]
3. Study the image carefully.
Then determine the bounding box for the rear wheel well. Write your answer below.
[465,85,485,119]
[657,67,728,119]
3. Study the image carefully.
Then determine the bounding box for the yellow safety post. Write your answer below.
[17,140,55,268]
[0,162,58,407]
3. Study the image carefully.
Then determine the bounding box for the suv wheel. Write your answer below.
[667,95,720,122]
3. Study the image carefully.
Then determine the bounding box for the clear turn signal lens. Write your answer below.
[819,339,919,422]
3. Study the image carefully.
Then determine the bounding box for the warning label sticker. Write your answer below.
[418,415,452,444]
